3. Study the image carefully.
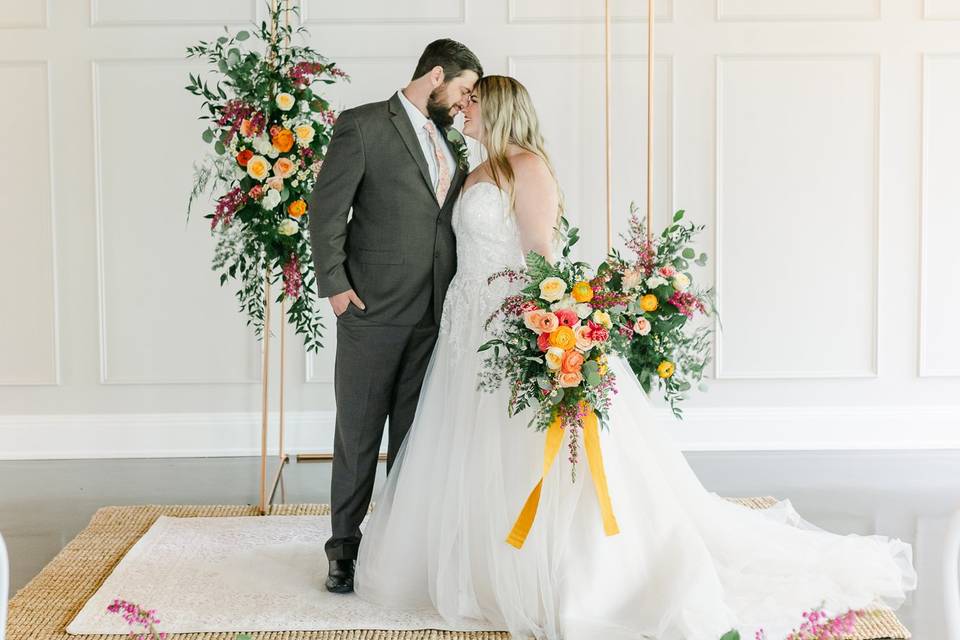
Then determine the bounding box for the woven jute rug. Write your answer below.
[6,501,910,640]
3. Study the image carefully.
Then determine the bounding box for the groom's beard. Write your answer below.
[426,86,456,129]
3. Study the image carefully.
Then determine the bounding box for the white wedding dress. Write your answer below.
[354,182,916,640]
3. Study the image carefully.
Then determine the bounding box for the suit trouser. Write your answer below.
[325,298,439,561]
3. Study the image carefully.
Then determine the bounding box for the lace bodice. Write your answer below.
[451,182,525,282]
[439,182,525,358]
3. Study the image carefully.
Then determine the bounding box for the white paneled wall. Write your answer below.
[1,0,960,457]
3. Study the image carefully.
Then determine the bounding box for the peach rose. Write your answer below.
[554,308,578,328]
[524,309,547,335]
[561,350,585,374]
[294,123,315,144]
[536,312,560,334]
[266,176,284,191]
[557,371,584,388]
[633,317,651,336]
[273,157,296,178]
[240,118,258,138]
[574,325,594,351]
[246,155,270,181]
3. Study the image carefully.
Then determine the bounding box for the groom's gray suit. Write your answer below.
[308,92,466,561]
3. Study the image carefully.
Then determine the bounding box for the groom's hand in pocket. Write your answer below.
[330,289,366,317]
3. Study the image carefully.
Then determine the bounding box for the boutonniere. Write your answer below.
[445,127,470,172]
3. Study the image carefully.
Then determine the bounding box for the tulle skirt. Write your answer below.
[354,280,916,640]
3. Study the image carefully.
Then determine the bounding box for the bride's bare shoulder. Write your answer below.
[509,152,553,193]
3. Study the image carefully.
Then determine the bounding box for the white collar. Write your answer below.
[397,89,433,133]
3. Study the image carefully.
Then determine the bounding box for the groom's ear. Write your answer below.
[428,65,445,87]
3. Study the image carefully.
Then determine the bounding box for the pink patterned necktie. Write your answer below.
[424,121,451,205]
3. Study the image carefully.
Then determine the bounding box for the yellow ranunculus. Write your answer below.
[571,281,594,303]
[549,326,576,350]
[640,294,659,312]
[246,155,271,181]
[597,353,609,376]
[657,360,675,378]
[592,309,612,329]
[539,276,567,302]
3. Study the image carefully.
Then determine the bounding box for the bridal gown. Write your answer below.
[353,181,916,640]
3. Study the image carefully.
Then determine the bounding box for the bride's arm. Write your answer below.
[512,153,560,264]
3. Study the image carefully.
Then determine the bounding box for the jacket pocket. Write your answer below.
[357,248,403,265]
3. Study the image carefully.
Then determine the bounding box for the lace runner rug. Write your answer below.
[6,503,910,639]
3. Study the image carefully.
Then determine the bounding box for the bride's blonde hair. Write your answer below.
[476,75,564,221]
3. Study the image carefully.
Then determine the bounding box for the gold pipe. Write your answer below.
[647,0,655,245]
[604,0,613,254]
[258,268,272,515]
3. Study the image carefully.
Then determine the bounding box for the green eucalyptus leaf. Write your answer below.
[202,129,214,143]
[214,141,226,155]
[236,30,250,41]
[682,248,696,259]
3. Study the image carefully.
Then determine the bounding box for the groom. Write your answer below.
[307,39,482,593]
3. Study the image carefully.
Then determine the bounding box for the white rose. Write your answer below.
[275,92,296,111]
[673,273,691,291]
[622,268,643,291]
[646,275,668,289]
[539,276,567,303]
[574,303,593,319]
[549,294,575,311]
[277,218,299,236]
[262,189,282,210]
[252,134,273,155]
[544,347,565,371]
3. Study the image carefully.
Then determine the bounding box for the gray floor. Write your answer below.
[3,451,959,636]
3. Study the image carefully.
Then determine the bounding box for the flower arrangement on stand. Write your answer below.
[185,2,348,351]
[603,203,717,418]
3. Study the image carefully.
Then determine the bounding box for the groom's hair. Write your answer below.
[412,39,483,82]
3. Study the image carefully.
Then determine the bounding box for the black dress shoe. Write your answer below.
[325,559,355,593]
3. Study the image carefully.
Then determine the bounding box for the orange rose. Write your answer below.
[236,149,253,167]
[273,156,296,178]
[272,128,295,153]
[557,371,584,388]
[549,326,576,351]
[287,199,307,219]
[561,350,584,374]
[536,312,560,334]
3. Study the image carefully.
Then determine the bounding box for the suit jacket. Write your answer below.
[307,93,466,326]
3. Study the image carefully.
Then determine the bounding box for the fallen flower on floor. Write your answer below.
[721,607,862,640]
[105,599,166,640]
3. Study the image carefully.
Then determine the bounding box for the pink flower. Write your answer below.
[659,265,676,277]
[554,308,578,328]
[586,320,609,343]
[633,317,651,336]
[282,254,303,299]
[537,332,551,352]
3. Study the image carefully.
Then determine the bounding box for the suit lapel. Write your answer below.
[388,93,436,201]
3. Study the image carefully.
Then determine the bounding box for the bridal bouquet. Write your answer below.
[603,204,716,418]
[479,218,623,547]
[478,217,627,471]
[185,3,348,351]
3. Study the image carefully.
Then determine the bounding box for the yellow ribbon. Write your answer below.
[506,408,620,549]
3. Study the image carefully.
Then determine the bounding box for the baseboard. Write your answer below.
[1,406,959,460]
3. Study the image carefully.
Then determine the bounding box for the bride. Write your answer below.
[353,75,916,640]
